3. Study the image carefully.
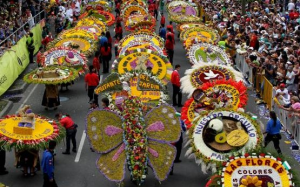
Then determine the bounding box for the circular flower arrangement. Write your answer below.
[0,114,65,150]
[181,79,248,128]
[119,32,165,49]
[121,0,147,9]
[121,5,148,20]
[185,109,263,173]
[118,40,166,57]
[187,43,232,66]
[180,63,244,96]
[206,152,295,187]
[41,46,87,72]
[75,26,103,36]
[125,14,156,32]
[23,66,79,85]
[180,27,220,43]
[167,1,198,16]
[58,28,98,40]
[177,22,206,32]
[47,37,97,56]
[76,16,107,32]
[167,1,200,23]
[79,10,115,26]
[85,1,111,12]
[112,48,173,85]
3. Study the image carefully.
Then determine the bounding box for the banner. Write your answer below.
[0,23,43,97]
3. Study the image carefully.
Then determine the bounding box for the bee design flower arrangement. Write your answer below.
[86,96,181,185]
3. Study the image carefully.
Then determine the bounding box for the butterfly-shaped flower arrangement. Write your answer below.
[86,96,181,185]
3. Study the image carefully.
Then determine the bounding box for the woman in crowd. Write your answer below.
[100,42,111,74]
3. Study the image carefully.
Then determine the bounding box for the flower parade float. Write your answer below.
[0,105,65,150]
[40,47,88,71]
[167,0,200,23]
[181,79,248,129]
[177,22,206,32]
[118,32,165,49]
[74,25,103,37]
[94,71,168,111]
[23,66,79,85]
[185,109,263,174]
[86,96,181,185]
[121,4,148,20]
[205,151,298,187]
[79,9,115,26]
[76,16,107,32]
[112,48,173,85]
[85,0,112,12]
[180,27,220,46]
[58,28,98,40]
[180,63,244,97]
[187,43,232,66]
[46,37,97,57]
[125,14,156,32]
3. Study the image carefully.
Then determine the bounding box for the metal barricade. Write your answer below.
[262,77,273,109]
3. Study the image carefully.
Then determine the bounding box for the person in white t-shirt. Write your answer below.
[275,83,290,105]
[288,0,295,11]
[286,66,297,92]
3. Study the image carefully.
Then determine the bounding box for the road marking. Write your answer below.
[75,130,86,162]
[16,84,39,113]
[74,75,103,162]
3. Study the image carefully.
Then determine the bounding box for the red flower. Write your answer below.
[277,157,282,161]
[135,156,139,160]
[134,165,139,170]
[229,156,234,160]
[222,162,227,166]
[259,153,266,157]
[244,153,250,158]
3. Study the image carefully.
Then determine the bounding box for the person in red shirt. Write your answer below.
[55,113,77,154]
[100,42,112,73]
[93,51,101,77]
[171,64,182,107]
[166,28,175,44]
[85,66,99,105]
[167,21,174,33]
[160,12,166,26]
[115,22,123,39]
[41,33,53,50]
[165,34,174,64]
[249,31,258,50]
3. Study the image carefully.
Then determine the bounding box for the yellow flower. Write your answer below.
[240,176,262,187]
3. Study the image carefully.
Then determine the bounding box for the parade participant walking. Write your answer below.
[100,42,112,73]
[85,66,99,106]
[93,51,101,78]
[171,65,182,107]
[263,111,282,154]
[42,141,57,187]
[159,24,166,40]
[165,34,174,64]
[55,113,77,154]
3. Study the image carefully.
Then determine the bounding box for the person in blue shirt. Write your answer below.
[263,111,282,154]
[99,32,108,49]
[159,24,166,41]
[42,141,57,187]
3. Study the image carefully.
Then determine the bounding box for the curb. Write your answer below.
[5,82,29,95]
[0,100,13,117]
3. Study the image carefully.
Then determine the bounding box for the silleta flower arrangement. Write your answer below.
[23,66,79,85]
[0,114,65,150]
[79,10,115,26]
[180,27,220,43]
[58,28,98,40]
[206,151,297,187]
[187,43,232,66]
[121,4,148,20]
[118,32,165,49]
[180,62,244,97]
[185,109,263,174]
[76,16,107,33]
[86,97,181,185]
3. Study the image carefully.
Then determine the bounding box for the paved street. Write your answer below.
[1,9,300,187]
